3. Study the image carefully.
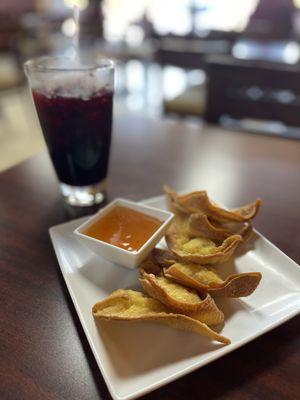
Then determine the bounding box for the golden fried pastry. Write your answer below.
[164,185,261,224]
[139,267,224,325]
[165,216,242,265]
[144,249,262,298]
[164,261,262,298]
[92,289,230,344]
[167,194,253,243]
[189,213,231,241]
[189,213,253,242]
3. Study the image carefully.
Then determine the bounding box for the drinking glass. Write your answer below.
[24,56,114,206]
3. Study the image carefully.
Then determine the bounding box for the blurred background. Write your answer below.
[1,0,300,172]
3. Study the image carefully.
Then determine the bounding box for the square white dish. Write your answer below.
[49,195,300,400]
[74,198,174,269]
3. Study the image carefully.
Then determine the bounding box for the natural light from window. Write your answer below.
[103,0,259,41]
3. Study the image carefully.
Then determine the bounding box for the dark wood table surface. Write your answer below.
[1,115,300,400]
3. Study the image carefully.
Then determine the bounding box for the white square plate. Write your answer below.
[49,195,300,400]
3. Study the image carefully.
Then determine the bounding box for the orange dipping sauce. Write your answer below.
[83,205,162,252]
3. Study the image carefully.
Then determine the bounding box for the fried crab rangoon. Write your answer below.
[164,185,262,224]
[92,289,230,345]
[164,261,262,298]
[165,213,242,265]
[165,187,258,243]
[139,256,224,325]
[145,249,262,298]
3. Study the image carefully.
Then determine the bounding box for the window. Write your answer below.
[103,0,258,41]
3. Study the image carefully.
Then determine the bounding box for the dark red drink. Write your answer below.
[32,90,113,187]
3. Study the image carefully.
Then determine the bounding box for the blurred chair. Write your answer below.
[155,34,234,70]
[232,1,298,65]
[159,33,236,119]
[242,0,295,41]
[204,56,300,138]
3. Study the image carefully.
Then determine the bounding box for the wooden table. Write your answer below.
[1,116,299,400]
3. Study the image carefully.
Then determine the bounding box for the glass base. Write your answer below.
[60,180,107,207]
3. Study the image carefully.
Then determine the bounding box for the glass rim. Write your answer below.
[24,56,114,73]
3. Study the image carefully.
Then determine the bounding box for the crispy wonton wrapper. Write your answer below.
[168,197,253,242]
[165,216,242,265]
[164,185,261,224]
[189,213,253,242]
[150,248,262,298]
[165,261,262,298]
[139,259,224,325]
[92,289,230,344]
